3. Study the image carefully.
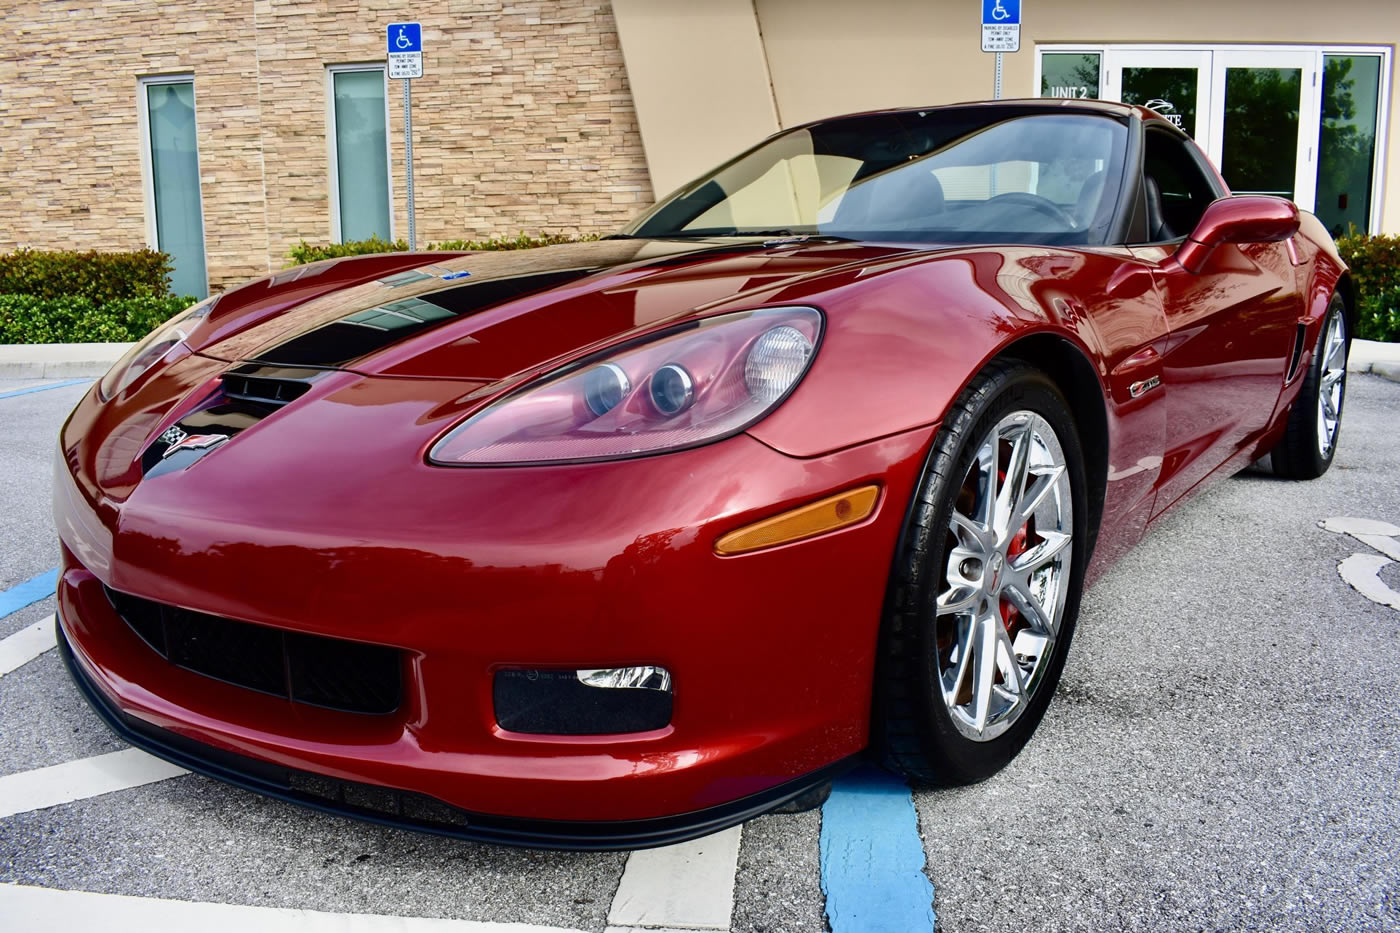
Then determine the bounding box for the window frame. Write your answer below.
[1132,124,1230,246]
[1035,43,1392,234]
[136,72,209,298]
[325,63,395,244]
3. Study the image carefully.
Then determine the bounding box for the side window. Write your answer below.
[1141,129,1217,241]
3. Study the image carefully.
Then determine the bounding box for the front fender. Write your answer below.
[744,248,1105,459]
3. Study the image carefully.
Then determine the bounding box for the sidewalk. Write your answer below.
[2,339,1398,382]
[0,342,132,379]
[1349,338,1400,382]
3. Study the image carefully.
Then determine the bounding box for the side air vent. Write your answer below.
[220,372,313,408]
[1285,323,1307,383]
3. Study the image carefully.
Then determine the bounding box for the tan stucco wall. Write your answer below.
[1,1,652,290]
[612,0,780,197]
[614,0,1399,233]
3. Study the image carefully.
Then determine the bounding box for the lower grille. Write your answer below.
[103,587,402,715]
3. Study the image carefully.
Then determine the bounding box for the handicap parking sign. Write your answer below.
[387,23,423,79]
[981,0,1021,52]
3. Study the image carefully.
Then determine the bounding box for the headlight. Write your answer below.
[98,295,217,401]
[429,307,822,465]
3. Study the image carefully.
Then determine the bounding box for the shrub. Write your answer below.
[286,232,597,266]
[286,235,410,266]
[0,294,193,344]
[1337,233,1400,342]
[0,248,173,303]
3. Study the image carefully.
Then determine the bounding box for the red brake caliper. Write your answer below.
[1000,526,1028,631]
[999,463,1031,633]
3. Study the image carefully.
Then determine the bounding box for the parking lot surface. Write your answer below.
[2,373,1398,932]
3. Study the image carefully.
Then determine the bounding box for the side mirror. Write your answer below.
[1175,195,1300,274]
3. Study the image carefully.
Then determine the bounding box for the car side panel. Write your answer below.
[1130,241,1301,517]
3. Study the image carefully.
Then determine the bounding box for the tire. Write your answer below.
[1270,294,1349,480]
[874,360,1089,785]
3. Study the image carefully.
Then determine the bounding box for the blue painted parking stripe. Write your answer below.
[0,568,58,619]
[820,765,936,932]
[0,378,91,400]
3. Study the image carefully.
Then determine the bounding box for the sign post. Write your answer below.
[386,22,423,250]
[980,0,1021,99]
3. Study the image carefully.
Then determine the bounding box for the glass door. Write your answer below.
[1104,50,1212,142]
[1208,50,1320,210]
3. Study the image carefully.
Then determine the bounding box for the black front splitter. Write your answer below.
[57,614,855,851]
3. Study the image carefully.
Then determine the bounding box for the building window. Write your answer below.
[328,66,392,243]
[139,75,208,299]
[1036,44,1391,233]
[1040,53,1100,100]
[1317,54,1383,237]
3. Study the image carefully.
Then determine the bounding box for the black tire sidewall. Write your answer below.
[1274,295,1347,479]
[896,365,1090,784]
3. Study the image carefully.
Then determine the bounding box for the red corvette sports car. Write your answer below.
[56,100,1351,849]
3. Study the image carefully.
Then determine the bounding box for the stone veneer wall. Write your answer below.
[1,1,654,291]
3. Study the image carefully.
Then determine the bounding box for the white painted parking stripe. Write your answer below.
[0,615,57,677]
[605,825,742,931]
[1338,553,1400,611]
[0,748,188,819]
[0,883,591,933]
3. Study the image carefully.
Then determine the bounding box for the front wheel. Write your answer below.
[875,360,1089,785]
[1270,295,1348,479]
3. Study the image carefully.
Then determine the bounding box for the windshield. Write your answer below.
[625,110,1128,246]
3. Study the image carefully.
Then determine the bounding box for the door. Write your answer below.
[1104,50,1212,142]
[1207,50,1321,211]
[1104,48,1322,213]
[1130,129,1301,516]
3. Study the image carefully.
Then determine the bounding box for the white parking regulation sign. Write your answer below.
[981,0,1020,53]
[387,22,423,79]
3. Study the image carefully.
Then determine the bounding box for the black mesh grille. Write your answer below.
[104,587,401,715]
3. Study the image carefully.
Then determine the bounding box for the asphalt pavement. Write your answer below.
[2,372,1398,932]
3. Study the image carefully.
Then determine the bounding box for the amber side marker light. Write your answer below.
[715,485,882,556]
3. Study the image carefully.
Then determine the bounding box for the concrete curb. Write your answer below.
[1347,339,1400,384]
[0,342,131,379]
[3,338,1398,383]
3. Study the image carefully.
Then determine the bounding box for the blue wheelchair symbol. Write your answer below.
[386,23,422,55]
[982,0,1020,25]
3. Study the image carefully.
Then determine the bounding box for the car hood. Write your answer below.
[191,238,921,382]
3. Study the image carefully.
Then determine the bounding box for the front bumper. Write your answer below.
[58,615,853,849]
[54,366,934,844]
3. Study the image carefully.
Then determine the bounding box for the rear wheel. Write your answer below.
[1271,295,1348,479]
[875,360,1089,785]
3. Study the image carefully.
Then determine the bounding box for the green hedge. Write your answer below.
[1337,233,1400,342]
[0,248,173,303]
[286,232,594,266]
[0,294,192,344]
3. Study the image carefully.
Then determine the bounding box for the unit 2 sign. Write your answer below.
[981,0,1020,53]
[387,22,423,79]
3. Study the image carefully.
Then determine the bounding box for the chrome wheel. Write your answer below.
[1317,309,1347,458]
[936,410,1074,741]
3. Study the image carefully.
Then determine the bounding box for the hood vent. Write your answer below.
[220,371,314,408]
[141,365,325,477]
